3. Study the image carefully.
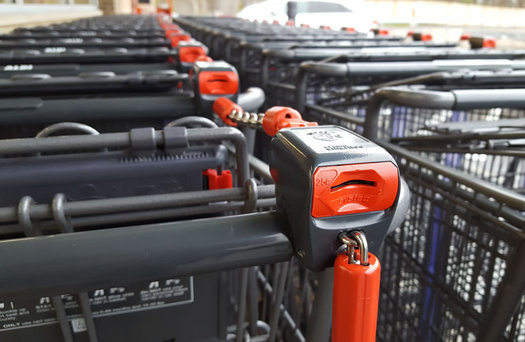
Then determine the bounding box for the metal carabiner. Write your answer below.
[338,231,369,266]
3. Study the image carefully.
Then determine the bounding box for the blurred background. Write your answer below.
[1,0,525,48]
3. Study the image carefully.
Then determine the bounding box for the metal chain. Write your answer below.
[229,109,265,128]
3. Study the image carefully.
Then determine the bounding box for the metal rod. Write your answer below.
[378,141,525,212]
[0,199,278,235]
[79,292,98,342]
[305,268,334,342]
[364,87,455,139]
[267,261,290,342]
[0,127,249,185]
[247,267,259,337]
[52,296,74,342]
[236,268,249,342]
[0,211,293,298]
[0,185,276,225]
[248,154,273,183]
[256,270,306,342]
[186,127,249,184]
[478,241,525,342]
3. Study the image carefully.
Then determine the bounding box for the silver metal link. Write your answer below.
[338,231,369,266]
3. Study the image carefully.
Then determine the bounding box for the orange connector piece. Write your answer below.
[212,97,240,127]
[262,106,317,137]
[421,33,433,41]
[212,98,318,136]
[483,38,496,48]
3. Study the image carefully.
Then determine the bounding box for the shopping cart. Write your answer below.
[293,82,525,341]
[14,15,164,33]
[0,60,263,139]
[0,107,411,342]
[0,37,172,49]
[0,123,258,342]
[293,63,525,135]
[240,43,458,91]
[263,48,525,105]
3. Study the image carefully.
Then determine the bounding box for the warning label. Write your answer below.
[0,276,193,331]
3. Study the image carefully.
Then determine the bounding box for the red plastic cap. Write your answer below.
[179,46,207,63]
[460,33,471,41]
[199,71,239,96]
[344,27,356,33]
[311,162,399,218]
[483,38,496,48]
[407,30,414,37]
[378,29,389,36]
[212,97,240,127]
[320,25,332,30]
[286,20,295,26]
[262,106,317,136]
[203,169,233,190]
[169,34,191,47]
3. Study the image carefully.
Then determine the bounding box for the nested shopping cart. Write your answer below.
[261,49,525,108]
[294,64,525,133]
[0,60,265,140]
[0,107,411,342]
[296,81,525,341]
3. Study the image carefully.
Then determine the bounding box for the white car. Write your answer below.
[237,0,378,33]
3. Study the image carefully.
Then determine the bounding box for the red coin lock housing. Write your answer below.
[312,162,399,218]
[270,125,403,271]
[192,60,239,117]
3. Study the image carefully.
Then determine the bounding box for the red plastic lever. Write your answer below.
[203,169,233,190]
[262,106,317,136]
[332,252,381,342]
[212,97,240,127]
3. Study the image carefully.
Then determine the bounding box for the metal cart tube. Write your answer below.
[0,211,293,298]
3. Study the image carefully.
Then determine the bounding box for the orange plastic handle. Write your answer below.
[332,252,381,342]
[212,97,240,127]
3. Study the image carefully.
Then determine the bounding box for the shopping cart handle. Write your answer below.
[0,211,293,298]
[237,87,265,112]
